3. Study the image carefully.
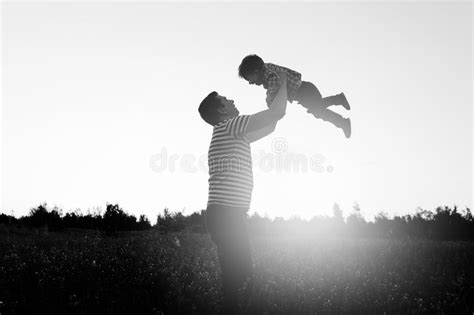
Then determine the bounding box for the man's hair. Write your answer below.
[238,54,264,79]
[198,91,224,126]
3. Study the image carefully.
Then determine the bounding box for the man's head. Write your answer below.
[198,92,239,126]
[238,54,265,86]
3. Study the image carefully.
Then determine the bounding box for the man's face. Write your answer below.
[216,94,239,117]
[245,71,263,86]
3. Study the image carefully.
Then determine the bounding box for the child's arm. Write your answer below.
[265,73,281,107]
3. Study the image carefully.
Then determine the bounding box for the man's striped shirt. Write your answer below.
[207,115,253,209]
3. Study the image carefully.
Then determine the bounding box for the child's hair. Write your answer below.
[198,91,224,126]
[238,54,264,79]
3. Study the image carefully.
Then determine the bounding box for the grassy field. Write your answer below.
[1,228,473,314]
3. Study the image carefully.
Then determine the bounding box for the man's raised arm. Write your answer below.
[246,72,288,135]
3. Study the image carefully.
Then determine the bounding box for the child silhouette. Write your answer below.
[238,54,352,138]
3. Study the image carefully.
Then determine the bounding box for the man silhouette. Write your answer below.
[198,73,288,313]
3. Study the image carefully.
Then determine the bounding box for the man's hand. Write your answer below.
[266,70,288,107]
[246,71,288,135]
[277,70,288,84]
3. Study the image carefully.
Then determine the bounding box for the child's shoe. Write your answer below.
[342,118,351,138]
[339,93,351,110]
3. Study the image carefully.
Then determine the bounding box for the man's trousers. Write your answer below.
[205,204,252,312]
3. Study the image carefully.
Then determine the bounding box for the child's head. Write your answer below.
[238,54,265,86]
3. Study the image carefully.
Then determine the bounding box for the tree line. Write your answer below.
[1,203,473,240]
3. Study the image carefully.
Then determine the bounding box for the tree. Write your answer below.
[24,203,62,231]
[346,203,366,237]
[102,203,136,232]
[138,214,151,230]
[332,203,344,221]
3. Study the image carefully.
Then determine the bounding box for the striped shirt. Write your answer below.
[263,63,302,106]
[207,115,253,209]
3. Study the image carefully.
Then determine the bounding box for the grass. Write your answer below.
[1,227,473,314]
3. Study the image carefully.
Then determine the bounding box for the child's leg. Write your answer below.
[295,81,344,122]
[308,107,352,138]
[295,82,351,137]
[294,81,323,111]
[308,106,345,127]
[322,93,350,110]
[295,81,350,110]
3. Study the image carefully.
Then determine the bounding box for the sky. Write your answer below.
[1,2,472,221]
